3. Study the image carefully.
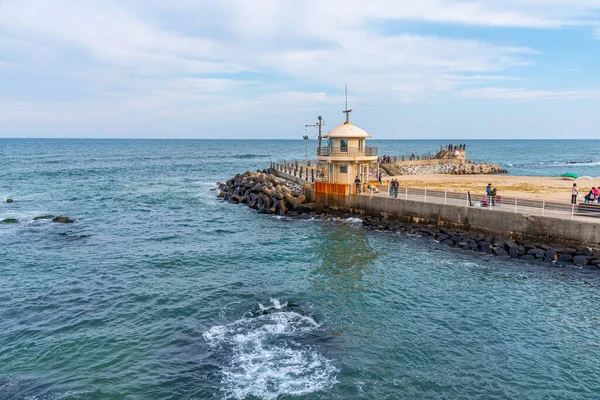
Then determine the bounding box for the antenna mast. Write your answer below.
[342,84,352,124]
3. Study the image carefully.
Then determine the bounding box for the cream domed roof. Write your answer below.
[324,122,372,138]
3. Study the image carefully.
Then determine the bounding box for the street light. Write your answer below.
[303,135,309,163]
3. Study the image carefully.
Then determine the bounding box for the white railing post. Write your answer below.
[542,201,545,216]
[466,193,469,207]
[424,189,427,203]
[514,198,518,213]
[405,187,408,200]
[444,191,447,205]
[572,204,575,219]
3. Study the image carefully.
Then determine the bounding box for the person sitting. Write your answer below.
[584,189,595,203]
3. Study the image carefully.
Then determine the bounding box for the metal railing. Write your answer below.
[317,146,378,157]
[270,161,328,183]
[372,184,600,221]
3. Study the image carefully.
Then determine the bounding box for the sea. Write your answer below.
[1,139,600,400]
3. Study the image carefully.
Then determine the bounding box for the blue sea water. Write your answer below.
[1,139,600,400]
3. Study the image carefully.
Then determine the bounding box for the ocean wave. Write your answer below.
[203,299,338,399]
[232,154,269,159]
[508,160,600,168]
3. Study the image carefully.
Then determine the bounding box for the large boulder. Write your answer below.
[573,255,590,266]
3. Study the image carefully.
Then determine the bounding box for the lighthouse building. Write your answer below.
[316,112,378,195]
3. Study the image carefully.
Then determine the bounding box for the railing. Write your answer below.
[269,161,328,183]
[375,185,600,221]
[318,146,378,157]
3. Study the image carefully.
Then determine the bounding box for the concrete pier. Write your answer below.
[308,189,600,247]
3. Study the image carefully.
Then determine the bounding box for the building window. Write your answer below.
[339,166,348,174]
[358,139,364,151]
[340,139,348,152]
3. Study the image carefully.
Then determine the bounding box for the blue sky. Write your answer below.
[1,0,600,139]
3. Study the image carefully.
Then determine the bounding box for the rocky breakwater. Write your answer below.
[362,216,600,269]
[388,160,508,176]
[217,170,307,216]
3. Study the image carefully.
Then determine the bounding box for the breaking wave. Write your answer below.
[203,299,338,399]
[508,160,600,168]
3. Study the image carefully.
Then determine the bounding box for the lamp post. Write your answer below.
[305,116,323,153]
[303,135,309,164]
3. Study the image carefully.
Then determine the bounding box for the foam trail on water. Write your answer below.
[204,300,338,399]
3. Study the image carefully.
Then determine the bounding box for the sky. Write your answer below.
[1,0,600,139]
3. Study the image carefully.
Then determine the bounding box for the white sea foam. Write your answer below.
[203,300,338,399]
[342,217,363,224]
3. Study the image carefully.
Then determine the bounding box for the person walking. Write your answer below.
[378,171,383,186]
[571,183,578,204]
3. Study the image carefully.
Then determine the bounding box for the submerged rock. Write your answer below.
[52,216,74,223]
[6,198,13,203]
[34,215,55,220]
[1,218,17,223]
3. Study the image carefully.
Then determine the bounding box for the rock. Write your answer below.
[34,215,55,220]
[520,255,535,261]
[524,244,536,252]
[6,198,13,203]
[493,247,508,257]
[508,247,519,258]
[436,234,450,242]
[573,255,590,266]
[504,240,519,250]
[576,247,593,257]
[52,216,74,223]
[544,250,557,262]
[527,248,545,259]
[479,241,492,254]
[1,218,17,223]
[558,254,573,263]
[441,239,455,246]
[563,248,577,256]
[589,258,600,267]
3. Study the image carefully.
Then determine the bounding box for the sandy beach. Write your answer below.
[383,174,598,203]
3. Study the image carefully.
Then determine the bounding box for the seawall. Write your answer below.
[309,189,600,247]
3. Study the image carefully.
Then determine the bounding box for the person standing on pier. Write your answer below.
[355,176,361,194]
[572,183,578,204]
[486,183,493,206]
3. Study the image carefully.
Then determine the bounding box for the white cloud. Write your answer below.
[462,87,600,100]
[0,0,599,136]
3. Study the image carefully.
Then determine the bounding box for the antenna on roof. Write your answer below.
[342,84,352,124]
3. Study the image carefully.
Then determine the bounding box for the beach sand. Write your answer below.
[382,174,597,203]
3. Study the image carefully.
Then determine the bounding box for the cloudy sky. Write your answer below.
[1,0,600,139]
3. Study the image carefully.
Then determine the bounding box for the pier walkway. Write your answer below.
[363,185,600,224]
